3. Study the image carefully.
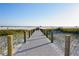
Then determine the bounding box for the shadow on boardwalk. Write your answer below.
[14,42,50,55]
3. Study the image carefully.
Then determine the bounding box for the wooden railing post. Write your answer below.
[65,35,70,56]
[0,47,2,55]
[46,30,48,37]
[33,29,34,33]
[30,30,32,36]
[24,31,26,43]
[7,35,13,56]
[48,30,50,39]
[41,29,43,33]
[44,30,45,35]
[51,31,53,43]
[44,30,46,35]
[30,30,31,36]
[47,30,49,38]
[42,30,44,34]
[42,29,46,35]
[29,30,30,38]
[31,30,33,33]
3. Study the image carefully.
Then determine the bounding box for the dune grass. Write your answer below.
[59,28,79,33]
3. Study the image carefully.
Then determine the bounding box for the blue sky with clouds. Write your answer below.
[0,3,79,26]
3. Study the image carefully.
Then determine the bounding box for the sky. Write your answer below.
[0,3,79,26]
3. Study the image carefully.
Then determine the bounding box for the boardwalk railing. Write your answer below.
[0,29,35,56]
[40,28,79,56]
[40,29,54,43]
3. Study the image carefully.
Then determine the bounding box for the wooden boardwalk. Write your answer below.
[14,30,63,56]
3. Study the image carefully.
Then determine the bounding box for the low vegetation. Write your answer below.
[59,28,79,33]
